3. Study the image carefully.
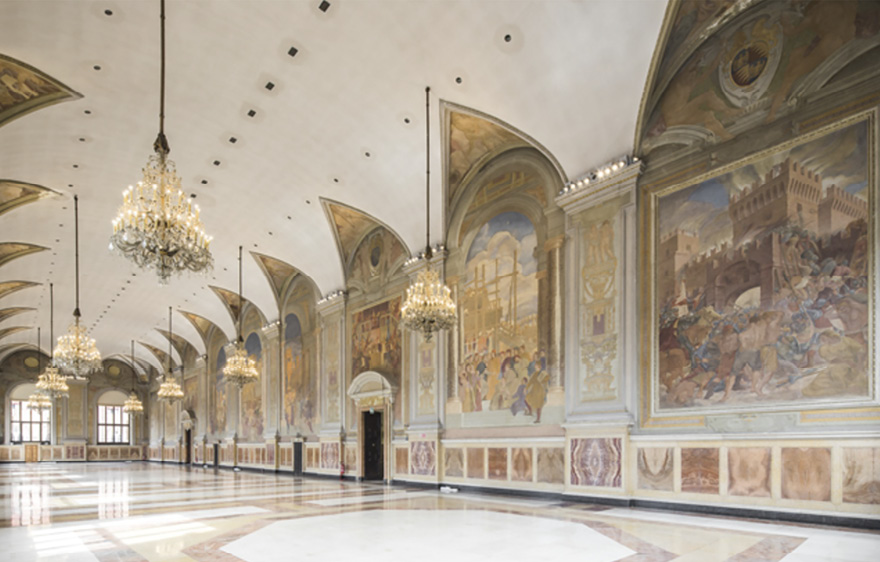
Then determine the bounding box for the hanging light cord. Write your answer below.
[167,306,172,380]
[131,340,137,393]
[154,0,170,155]
[424,86,431,259]
[237,245,244,344]
[73,196,81,319]
[36,327,41,372]
[49,283,54,359]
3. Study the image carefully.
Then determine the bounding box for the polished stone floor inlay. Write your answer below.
[0,463,877,561]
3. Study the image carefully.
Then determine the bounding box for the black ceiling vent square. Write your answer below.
[265,81,275,91]
[319,1,330,13]
[288,46,298,58]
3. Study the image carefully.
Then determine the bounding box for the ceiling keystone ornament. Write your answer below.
[157,307,184,403]
[54,196,102,379]
[122,341,144,414]
[401,87,456,342]
[223,246,259,389]
[109,0,213,284]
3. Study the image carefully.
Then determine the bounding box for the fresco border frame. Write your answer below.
[638,108,879,429]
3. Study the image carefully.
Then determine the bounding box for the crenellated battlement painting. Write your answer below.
[650,115,874,414]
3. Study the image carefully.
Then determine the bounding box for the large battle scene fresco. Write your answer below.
[350,297,402,422]
[655,119,873,411]
[457,211,548,423]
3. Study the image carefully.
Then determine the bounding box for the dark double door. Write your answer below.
[362,411,383,481]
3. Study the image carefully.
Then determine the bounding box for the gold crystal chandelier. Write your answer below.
[35,287,69,400]
[27,391,52,412]
[55,196,102,378]
[158,307,184,403]
[109,0,212,284]
[123,340,144,414]
[401,87,456,341]
[223,246,259,388]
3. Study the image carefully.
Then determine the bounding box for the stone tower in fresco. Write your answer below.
[660,158,867,311]
[728,158,867,244]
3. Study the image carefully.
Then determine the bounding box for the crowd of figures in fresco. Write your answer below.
[659,218,870,409]
[458,347,549,421]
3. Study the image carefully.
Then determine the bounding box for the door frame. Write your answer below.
[347,371,395,482]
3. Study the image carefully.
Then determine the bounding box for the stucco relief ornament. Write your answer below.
[718,15,783,110]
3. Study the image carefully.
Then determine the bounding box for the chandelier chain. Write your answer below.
[74,195,80,317]
[425,86,431,258]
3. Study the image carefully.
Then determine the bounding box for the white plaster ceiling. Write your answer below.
[0,0,666,363]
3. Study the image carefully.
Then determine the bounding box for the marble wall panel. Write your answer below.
[728,447,771,497]
[396,447,409,475]
[511,448,533,482]
[320,443,339,469]
[467,448,485,479]
[782,448,831,501]
[843,447,880,505]
[537,448,564,484]
[344,445,357,474]
[637,447,674,491]
[681,448,719,494]
[445,448,464,478]
[570,438,622,487]
[411,441,435,476]
[488,448,507,480]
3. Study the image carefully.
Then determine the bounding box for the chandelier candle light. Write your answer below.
[110,0,212,284]
[35,284,69,400]
[223,246,259,388]
[158,307,184,402]
[55,196,102,378]
[401,87,457,341]
[123,340,144,414]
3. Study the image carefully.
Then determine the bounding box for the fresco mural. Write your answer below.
[284,313,315,434]
[0,280,39,302]
[655,119,872,411]
[0,180,52,216]
[349,228,406,286]
[458,211,545,423]
[351,297,402,422]
[240,332,263,442]
[643,2,880,152]
[447,112,522,204]
[183,375,198,417]
[325,201,382,266]
[0,242,46,268]
[0,54,81,128]
[323,316,340,424]
[211,346,227,435]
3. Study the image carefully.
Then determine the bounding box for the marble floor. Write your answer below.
[0,463,877,561]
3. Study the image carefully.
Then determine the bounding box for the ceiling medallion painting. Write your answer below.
[718,14,783,109]
[0,53,82,129]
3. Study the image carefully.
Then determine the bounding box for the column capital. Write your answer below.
[543,234,565,252]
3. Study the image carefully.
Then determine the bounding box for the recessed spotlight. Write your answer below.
[287,46,298,58]
[84,109,92,115]
[287,215,291,220]
[200,179,207,185]
[265,81,275,91]
[306,200,311,205]
[455,76,462,84]
[78,137,86,142]
[93,65,101,71]
[68,184,73,188]
[364,151,371,157]
[228,136,237,144]
[104,9,113,16]
[268,231,273,236]
[223,267,227,271]
[72,164,79,168]
[404,118,410,124]
[213,160,221,166]
[319,0,330,13]
[333,178,339,183]
[59,224,63,227]
[253,243,258,248]
[247,109,256,117]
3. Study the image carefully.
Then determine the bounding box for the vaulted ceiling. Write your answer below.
[0,0,667,368]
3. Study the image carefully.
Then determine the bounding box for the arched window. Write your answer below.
[8,383,51,444]
[97,390,130,444]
